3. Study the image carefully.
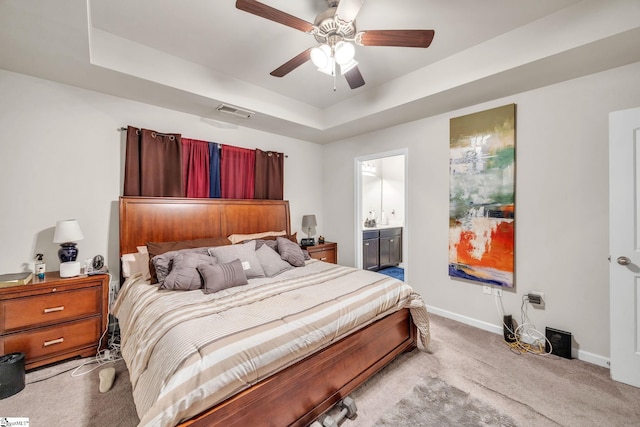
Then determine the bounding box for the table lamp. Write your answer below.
[301,215,317,246]
[53,219,84,277]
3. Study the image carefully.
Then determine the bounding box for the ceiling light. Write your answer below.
[317,61,334,76]
[362,162,377,176]
[334,42,355,65]
[311,44,331,68]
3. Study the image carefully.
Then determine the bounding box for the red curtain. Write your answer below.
[221,145,255,199]
[254,149,284,200]
[123,127,183,197]
[181,138,210,198]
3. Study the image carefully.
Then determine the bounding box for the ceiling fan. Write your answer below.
[236,0,435,90]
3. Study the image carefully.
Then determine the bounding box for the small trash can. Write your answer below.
[0,352,25,399]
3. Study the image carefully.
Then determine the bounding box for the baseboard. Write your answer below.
[426,305,610,368]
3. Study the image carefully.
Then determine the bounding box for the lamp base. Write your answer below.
[60,261,81,278]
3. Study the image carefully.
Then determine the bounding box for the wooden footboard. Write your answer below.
[180,308,416,427]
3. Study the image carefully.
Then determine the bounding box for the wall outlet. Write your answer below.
[483,286,502,296]
[527,291,545,307]
[109,280,120,310]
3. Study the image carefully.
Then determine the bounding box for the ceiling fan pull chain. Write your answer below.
[333,59,337,91]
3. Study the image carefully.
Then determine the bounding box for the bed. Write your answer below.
[114,196,430,427]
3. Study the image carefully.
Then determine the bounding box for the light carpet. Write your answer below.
[1,314,639,426]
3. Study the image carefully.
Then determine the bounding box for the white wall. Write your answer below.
[0,70,324,280]
[323,61,640,363]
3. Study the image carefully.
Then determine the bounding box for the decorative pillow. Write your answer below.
[254,239,278,252]
[255,244,294,277]
[198,259,248,294]
[152,247,210,285]
[228,230,287,245]
[277,236,306,267]
[208,240,266,279]
[160,252,218,291]
[147,237,231,283]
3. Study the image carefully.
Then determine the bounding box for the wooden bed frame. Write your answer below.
[119,196,416,427]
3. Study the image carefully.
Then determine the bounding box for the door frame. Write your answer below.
[354,148,409,282]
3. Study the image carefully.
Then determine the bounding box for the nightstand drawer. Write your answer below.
[306,242,337,264]
[0,286,102,333]
[0,316,102,362]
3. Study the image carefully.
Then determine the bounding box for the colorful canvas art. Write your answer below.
[449,104,515,287]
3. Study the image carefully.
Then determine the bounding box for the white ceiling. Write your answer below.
[1,0,639,144]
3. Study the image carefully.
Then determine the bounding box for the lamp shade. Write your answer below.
[301,215,317,228]
[53,220,84,243]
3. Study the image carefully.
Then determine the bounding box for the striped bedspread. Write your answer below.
[113,260,430,427]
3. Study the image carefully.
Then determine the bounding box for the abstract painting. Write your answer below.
[449,104,515,287]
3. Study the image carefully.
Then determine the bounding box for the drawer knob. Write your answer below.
[44,306,65,313]
[44,337,64,347]
[320,257,327,261]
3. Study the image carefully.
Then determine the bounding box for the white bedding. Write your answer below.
[113,259,430,427]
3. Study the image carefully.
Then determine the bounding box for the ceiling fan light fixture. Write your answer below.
[334,41,355,65]
[310,44,331,68]
[317,61,335,76]
[340,58,358,74]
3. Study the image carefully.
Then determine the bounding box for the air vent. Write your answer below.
[216,104,254,119]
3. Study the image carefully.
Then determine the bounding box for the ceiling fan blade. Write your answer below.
[336,0,364,23]
[344,65,365,89]
[270,48,312,77]
[236,0,314,33]
[358,29,435,48]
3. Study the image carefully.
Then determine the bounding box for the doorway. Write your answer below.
[355,149,409,282]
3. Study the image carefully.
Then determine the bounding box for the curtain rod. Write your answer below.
[119,127,287,157]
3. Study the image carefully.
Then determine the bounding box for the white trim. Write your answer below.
[427,305,610,368]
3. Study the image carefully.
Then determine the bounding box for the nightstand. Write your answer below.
[304,242,338,264]
[0,272,109,370]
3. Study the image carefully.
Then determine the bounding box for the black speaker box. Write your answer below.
[545,327,572,359]
[0,352,25,399]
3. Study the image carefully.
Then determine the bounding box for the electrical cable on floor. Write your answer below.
[494,293,553,356]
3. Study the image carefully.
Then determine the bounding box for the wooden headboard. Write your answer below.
[119,197,291,256]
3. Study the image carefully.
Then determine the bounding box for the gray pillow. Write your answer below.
[151,246,211,285]
[277,237,306,267]
[254,239,278,252]
[198,259,248,294]
[256,244,294,277]
[159,252,217,291]
[208,240,266,279]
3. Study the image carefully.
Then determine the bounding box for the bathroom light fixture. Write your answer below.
[362,162,377,176]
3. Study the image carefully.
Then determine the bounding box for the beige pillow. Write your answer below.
[121,246,151,281]
[227,230,287,244]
